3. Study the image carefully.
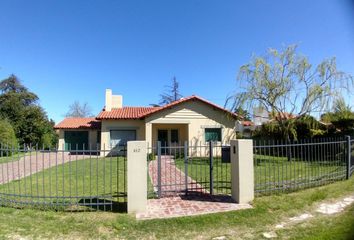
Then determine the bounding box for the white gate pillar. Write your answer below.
[230,139,254,203]
[127,141,147,213]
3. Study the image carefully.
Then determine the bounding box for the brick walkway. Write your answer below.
[144,156,251,219]
[136,194,252,220]
[148,155,207,196]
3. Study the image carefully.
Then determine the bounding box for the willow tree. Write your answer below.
[228,45,353,141]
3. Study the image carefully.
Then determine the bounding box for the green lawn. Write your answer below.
[175,157,231,195]
[0,175,353,239]
[0,156,127,211]
[175,155,347,195]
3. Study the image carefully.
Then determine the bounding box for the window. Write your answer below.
[110,130,136,147]
[205,128,222,142]
[171,129,179,143]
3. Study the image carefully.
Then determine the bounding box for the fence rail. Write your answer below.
[0,137,353,212]
[253,138,348,196]
[0,144,127,212]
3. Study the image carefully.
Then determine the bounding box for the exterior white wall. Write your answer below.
[145,100,236,145]
[100,119,145,154]
[99,100,236,156]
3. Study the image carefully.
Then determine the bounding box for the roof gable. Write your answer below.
[96,95,237,120]
[142,95,237,119]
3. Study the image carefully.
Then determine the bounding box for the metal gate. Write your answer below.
[147,141,231,198]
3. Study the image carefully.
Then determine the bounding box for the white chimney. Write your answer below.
[105,89,123,111]
[112,95,123,108]
[105,89,112,111]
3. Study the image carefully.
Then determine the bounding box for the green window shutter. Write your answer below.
[205,128,221,142]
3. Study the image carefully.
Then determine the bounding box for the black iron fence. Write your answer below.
[1,138,353,212]
[350,139,354,177]
[253,137,349,196]
[0,144,127,212]
[147,141,231,198]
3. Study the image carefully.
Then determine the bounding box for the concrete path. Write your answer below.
[148,155,207,196]
[262,194,354,239]
[0,152,90,184]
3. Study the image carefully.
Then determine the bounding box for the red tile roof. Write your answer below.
[242,121,254,126]
[54,118,101,129]
[96,107,159,119]
[96,95,238,120]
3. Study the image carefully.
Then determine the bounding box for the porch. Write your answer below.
[147,123,189,147]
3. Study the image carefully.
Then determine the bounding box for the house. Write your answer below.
[54,89,237,155]
[235,120,255,138]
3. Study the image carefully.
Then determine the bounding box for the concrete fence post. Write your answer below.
[230,139,254,204]
[127,141,147,214]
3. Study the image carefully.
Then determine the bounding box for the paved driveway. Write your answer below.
[0,152,91,184]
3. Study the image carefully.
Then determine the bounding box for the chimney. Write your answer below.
[112,95,123,108]
[105,89,112,111]
[105,89,123,111]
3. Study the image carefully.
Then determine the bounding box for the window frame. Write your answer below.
[204,128,222,142]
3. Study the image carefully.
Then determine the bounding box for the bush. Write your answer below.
[0,119,18,155]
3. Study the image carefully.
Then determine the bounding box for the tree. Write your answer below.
[321,97,354,134]
[0,75,57,147]
[227,45,353,140]
[234,107,251,121]
[159,77,183,105]
[65,101,93,118]
[0,119,18,147]
[253,115,325,141]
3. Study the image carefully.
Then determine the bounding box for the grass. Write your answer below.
[175,155,347,195]
[0,175,353,239]
[0,156,127,211]
[277,204,354,240]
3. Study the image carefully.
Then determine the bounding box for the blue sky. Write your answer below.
[0,0,354,123]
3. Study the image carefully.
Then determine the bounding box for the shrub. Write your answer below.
[0,119,18,155]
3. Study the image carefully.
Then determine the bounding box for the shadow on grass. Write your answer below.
[78,198,127,213]
[181,192,235,203]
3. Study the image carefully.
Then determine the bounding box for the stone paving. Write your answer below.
[0,152,90,184]
[148,155,207,196]
[136,194,252,220]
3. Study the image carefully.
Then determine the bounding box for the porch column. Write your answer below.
[145,122,152,151]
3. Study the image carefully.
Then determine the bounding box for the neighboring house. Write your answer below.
[253,107,269,126]
[235,120,255,138]
[54,89,237,155]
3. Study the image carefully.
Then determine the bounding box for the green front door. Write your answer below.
[64,131,89,151]
[158,129,168,154]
